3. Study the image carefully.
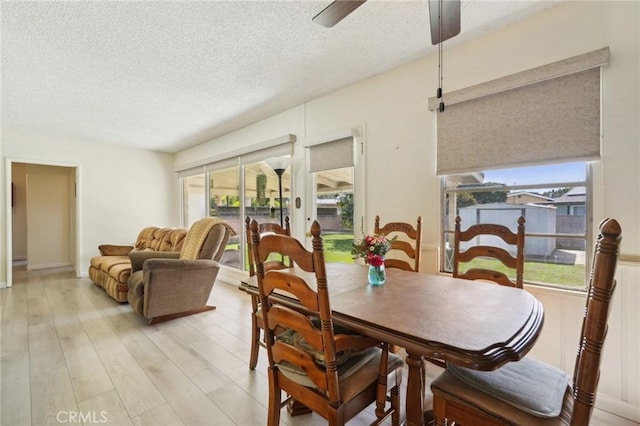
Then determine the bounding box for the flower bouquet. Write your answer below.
[352,234,396,285]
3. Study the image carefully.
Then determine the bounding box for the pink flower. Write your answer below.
[352,233,396,265]
[368,254,384,267]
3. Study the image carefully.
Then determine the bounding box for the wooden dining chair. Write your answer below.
[374,215,422,272]
[250,219,403,426]
[431,217,622,426]
[245,215,291,370]
[375,215,425,356]
[453,215,525,288]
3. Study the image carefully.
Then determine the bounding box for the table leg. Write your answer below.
[405,350,425,426]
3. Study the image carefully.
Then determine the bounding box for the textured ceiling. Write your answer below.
[1,1,562,153]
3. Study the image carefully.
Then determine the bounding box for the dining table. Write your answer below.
[240,262,544,426]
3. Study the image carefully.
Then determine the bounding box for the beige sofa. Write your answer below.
[89,227,187,302]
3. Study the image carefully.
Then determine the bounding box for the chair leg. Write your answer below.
[249,316,260,370]
[432,395,447,426]
[391,383,400,426]
[375,343,389,420]
[249,295,261,370]
[267,367,281,426]
[327,409,345,426]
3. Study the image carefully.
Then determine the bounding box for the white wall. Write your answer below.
[175,1,640,420]
[1,128,179,282]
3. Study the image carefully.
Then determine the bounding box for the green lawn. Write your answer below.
[323,233,356,264]
[321,233,585,289]
[460,258,586,289]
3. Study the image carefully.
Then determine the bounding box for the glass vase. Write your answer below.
[368,262,386,286]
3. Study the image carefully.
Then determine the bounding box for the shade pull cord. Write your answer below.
[437,0,445,112]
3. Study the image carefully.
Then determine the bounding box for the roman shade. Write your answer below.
[238,142,291,166]
[431,48,609,175]
[204,136,293,172]
[204,157,237,173]
[176,165,205,179]
[175,134,295,175]
[309,137,354,173]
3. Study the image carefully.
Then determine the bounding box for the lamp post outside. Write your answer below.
[265,157,290,227]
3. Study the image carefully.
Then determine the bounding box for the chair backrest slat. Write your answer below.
[453,215,525,288]
[374,215,422,272]
[245,216,291,276]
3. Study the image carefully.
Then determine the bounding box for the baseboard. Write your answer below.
[0,281,6,289]
[26,262,73,271]
[596,393,640,422]
[217,265,248,287]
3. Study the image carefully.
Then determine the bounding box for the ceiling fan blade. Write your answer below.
[429,0,461,45]
[313,0,367,28]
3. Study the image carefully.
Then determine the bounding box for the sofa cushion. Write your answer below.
[147,228,174,251]
[135,227,159,250]
[93,255,130,272]
[108,262,133,284]
[166,228,187,251]
[180,219,229,260]
[127,270,145,314]
[199,223,233,260]
[129,270,145,298]
[98,244,134,256]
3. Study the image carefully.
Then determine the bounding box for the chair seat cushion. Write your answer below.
[447,357,570,418]
[277,347,403,402]
[277,346,379,388]
[276,325,365,367]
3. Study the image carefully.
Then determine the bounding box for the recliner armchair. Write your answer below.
[127,218,236,324]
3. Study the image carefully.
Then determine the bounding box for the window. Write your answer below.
[183,173,206,226]
[209,165,241,268]
[178,136,294,271]
[181,159,291,271]
[441,162,590,290]
[244,160,291,268]
[433,51,607,291]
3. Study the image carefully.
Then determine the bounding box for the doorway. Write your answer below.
[6,160,79,287]
[312,166,355,263]
[304,128,365,261]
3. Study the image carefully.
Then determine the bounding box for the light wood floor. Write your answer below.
[1,267,637,426]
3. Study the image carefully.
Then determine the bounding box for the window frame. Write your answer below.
[440,162,593,291]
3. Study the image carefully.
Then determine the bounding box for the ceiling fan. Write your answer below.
[312,0,461,45]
